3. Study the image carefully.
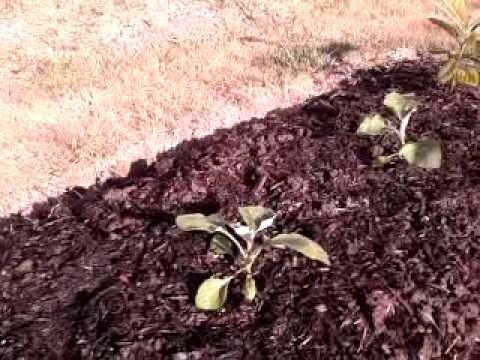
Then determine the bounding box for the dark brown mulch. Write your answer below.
[1,58,480,360]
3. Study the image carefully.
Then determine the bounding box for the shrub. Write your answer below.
[428,0,480,86]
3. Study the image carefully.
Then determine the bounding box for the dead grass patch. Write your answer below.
[2,0,471,215]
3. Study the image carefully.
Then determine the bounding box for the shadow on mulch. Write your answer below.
[1,57,480,360]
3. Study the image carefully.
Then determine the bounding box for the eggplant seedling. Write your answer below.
[176,206,330,311]
[357,91,442,169]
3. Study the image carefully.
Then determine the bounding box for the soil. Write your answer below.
[1,58,480,360]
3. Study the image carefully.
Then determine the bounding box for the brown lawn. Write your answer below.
[0,0,469,215]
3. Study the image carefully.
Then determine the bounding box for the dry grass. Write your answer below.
[0,0,466,215]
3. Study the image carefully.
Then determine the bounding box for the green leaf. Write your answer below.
[400,139,442,169]
[268,233,330,265]
[356,114,386,136]
[243,274,256,302]
[195,277,231,311]
[383,92,419,120]
[210,234,234,256]
[238,206,275,232]
[176,213,222,233]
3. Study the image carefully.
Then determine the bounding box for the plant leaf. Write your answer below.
[257,216,275,232]
[238,206,275,232]
[400,139,442,169]
[210,234,234,256]
[450,0,467,12]
[454,66,480,85]
[446,0,468,21]
[356,114,386,136]
[207,213,228,225]
[463,31,479,55]
[373,155,393,167]
[243,274,256,302]
[268,233,330,265]
[176,213,222,233]
[428,17,460,38]
[383,92,419,120]
[233,225,251,236]
[439,58,458,84]
[435,0,468,31]
[195,277,231,311]
[472,21,480,32]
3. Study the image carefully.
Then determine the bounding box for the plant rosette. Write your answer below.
[176,206,330,311]
[357,91,442,169]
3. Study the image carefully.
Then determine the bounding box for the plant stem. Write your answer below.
[383,153,399,162]
[226,223,251,250]
[232,268,246,279]
[241,246,264,275]
[250,246,263,263]
[218,228,247,258]
[245,232,254,252]
[384,119,402,143]
[399,109,416,145]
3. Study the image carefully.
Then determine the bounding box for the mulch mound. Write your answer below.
[1,59,480,360]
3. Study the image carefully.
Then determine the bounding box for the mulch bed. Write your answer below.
[1,59,480,360]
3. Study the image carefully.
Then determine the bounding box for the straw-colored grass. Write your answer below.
[0,0,464,215]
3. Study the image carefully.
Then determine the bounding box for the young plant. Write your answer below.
[176,206,330,311]
[428,0,480,87]
[357,92,442,169]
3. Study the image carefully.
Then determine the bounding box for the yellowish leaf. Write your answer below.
[268,233,330,265]
[400,139,442,169]
[195,277,231,311]
[454,67,480,85]
[357,114,385,136]
[243,275,256,302]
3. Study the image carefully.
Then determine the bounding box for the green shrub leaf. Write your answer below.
[384,92,419,120]
[238,206,275,232]
[195,277,231,311]
[211,234,234,256]
[243,275,256,302]
[400,139,442,169]
[356,114,386,136]
[268,233,330,265]
[176,213,223,233]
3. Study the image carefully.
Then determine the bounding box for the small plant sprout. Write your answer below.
[428,0,480,87]
[357,92,442,169]
[176,206,330,311]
